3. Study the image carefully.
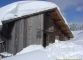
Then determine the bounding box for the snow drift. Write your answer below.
[2,30,83,60]
[16,45,44,55]
[2,50,50,60]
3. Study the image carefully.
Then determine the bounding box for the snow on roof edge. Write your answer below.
[0,1,68,25]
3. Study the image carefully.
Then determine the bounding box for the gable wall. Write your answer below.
[0,14,44,54]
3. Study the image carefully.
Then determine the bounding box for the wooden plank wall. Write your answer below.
[44,14,55,44]
[0,40,1,52]
[44,13,69,44]
[4,14,44,54]
[0,12,69,54]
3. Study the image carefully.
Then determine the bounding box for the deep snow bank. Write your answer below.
[2,50,50,60]
[45,41,83,59]
[2,30,83,60]
[69,30,83,45]
[16,45,44,55]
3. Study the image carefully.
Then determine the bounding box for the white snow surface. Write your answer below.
[2,30,83,60]
[16,45,44,55]
[0,1,68,25]
[69,30,83,45]
[0,52,13,57]
[2,50,50,60]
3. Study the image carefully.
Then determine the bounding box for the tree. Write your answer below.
[68,22,83,31]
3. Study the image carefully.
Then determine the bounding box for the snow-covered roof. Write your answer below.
[0,1,68,25]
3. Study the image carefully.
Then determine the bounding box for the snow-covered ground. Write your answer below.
[45,30,83,59]
[0,52,13,57]
[2,30,83,60]
[16,45,44,55]
[70,30,83,45]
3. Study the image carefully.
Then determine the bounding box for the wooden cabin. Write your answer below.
[0,4,74,54]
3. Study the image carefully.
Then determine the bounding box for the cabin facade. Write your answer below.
[0,1,74,55]
[0,8,74,54]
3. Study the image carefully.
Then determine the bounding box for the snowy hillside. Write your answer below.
[69,30,83,45]
[2,30,83,60]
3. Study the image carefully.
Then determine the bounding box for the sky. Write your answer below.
[0,0,83,23]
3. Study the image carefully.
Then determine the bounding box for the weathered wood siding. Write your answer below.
[44,13,69,45]
[0,12,69,54]
[3,14,44,54]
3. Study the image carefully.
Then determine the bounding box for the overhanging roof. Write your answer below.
[49,8,74,38]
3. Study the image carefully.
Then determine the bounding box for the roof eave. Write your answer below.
[50,8,74,38]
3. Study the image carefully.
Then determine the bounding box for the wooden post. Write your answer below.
[55,36,59,40]
[0,56,2,60]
